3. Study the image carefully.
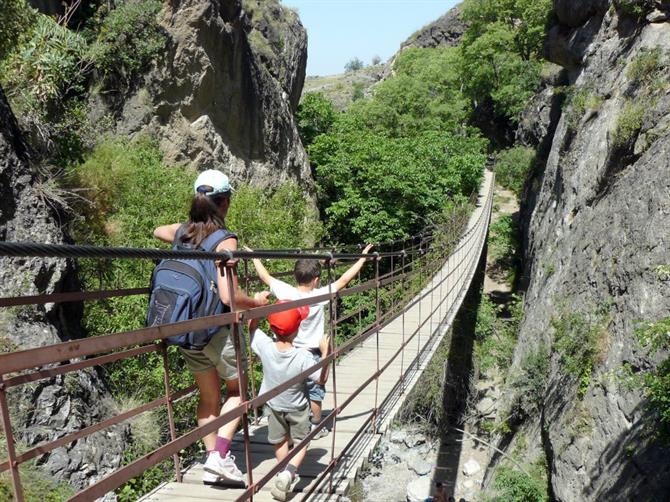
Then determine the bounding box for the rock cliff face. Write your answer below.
[401,5,467,50]
[0,86,129,492]
[511,1,670,499]
[107,0,312,189]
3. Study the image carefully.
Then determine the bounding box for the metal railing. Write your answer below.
[0,175,493,501]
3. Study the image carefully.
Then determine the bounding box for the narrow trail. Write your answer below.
[441,185,519,501]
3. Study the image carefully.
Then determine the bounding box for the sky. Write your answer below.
[281,0,460,76]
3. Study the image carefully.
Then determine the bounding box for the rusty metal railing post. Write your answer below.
[372,253,381,434]
[0,374,24,501]
[326,256,339,494]
[390,254,395,319]
[399,250,406,393]
[160,342,182,482]
[243,259,259,425]
[417,241,423,362]
[224,262,253,498]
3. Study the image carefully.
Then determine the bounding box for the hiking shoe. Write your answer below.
[202,469,220,485]
[203,451,246,485]
[311,422,329,440]
[271,471,300,501]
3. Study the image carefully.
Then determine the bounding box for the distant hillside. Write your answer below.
[301,64,384,110]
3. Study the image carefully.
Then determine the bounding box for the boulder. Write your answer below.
[462,459,481,477]
[108,0,313,191]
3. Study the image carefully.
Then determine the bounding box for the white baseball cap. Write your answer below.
[193,169,234,196]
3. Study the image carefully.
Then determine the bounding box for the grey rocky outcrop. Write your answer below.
[106,0,312,190]
[382,5,467,80]
[510,2,670,500]
[401,5,467,50]
[0,86,129,492]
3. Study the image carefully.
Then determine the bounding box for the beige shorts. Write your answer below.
[180,327,245,380]
[267,405,311,445]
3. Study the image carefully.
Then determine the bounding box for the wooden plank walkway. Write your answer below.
[142,171,493,502]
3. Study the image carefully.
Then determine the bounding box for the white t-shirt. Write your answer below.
[250,328,314,412]
[269,278,333,349]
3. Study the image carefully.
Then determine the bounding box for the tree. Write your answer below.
[296,92,336,147]
[371,54,381,65]
[344,57,364,72]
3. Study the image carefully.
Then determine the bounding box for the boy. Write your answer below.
[249,245,373,436]
[249,302,315,501]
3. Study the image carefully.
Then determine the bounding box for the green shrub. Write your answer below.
[487,466,548,502]
[488,214,519,280]
[495,146,535,196]
[459,0,551,119]
[509,345,549,418]
[552,310,609,399]
[89,0,165,83]
[635,317,670,442]
[627,47,664,87]
[344,57,364,72]
[1,15,87,109]
[297,92,336,146]
[352,82,365,102]
[612,99,645,147]
[614,0,653,18]
[0,0,36,60]
[565,88,603,130]
[0,439,75,502]
[475,294,524,372]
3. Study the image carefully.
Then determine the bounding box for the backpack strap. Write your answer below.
[199,229,237,253]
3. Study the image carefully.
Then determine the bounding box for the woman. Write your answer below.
[153,169,269,486]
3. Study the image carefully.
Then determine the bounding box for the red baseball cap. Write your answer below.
[268,300,309,337]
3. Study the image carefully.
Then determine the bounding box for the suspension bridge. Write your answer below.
[0,171,493,502]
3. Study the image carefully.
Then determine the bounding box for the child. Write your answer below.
[249,301,315,501]
[249,244,373,436]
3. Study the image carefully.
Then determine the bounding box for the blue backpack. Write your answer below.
[146,227,236,350]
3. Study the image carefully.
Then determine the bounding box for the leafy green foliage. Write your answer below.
[344,57,364,72]
[0,442,75,502]
[509,345,549,419]
[1,15,87,109]
[486,466,548,502]
[565,88,603,130]
[612,99,645,147]
[296,92,337,146]
[459,0,551,118]
[88,0,165,84]
[462,0,552,60]
[475,294,524,372]
[495,146,535,196]
[311,47,486,245]
[312,126,485,244]
[635,317,670,441]
[552,310,609,399]
[627,47,665,87]
[488,214,520,282]
[0,0,36,60]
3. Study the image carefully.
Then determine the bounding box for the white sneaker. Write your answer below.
[271,470,300,501]
[202,469,219,485]
[311,422,329,440]
[203,451,246,485]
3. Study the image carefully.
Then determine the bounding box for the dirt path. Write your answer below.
[439,184,519,501]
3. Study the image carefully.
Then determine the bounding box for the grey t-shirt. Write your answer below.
[250,328,315,412]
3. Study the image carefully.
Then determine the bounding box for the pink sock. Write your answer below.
[215,436,231,457]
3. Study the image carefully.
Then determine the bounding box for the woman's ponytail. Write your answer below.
[181,192,229,247]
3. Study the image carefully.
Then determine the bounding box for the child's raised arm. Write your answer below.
[245,246,275,287]
[332,244,374,292]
